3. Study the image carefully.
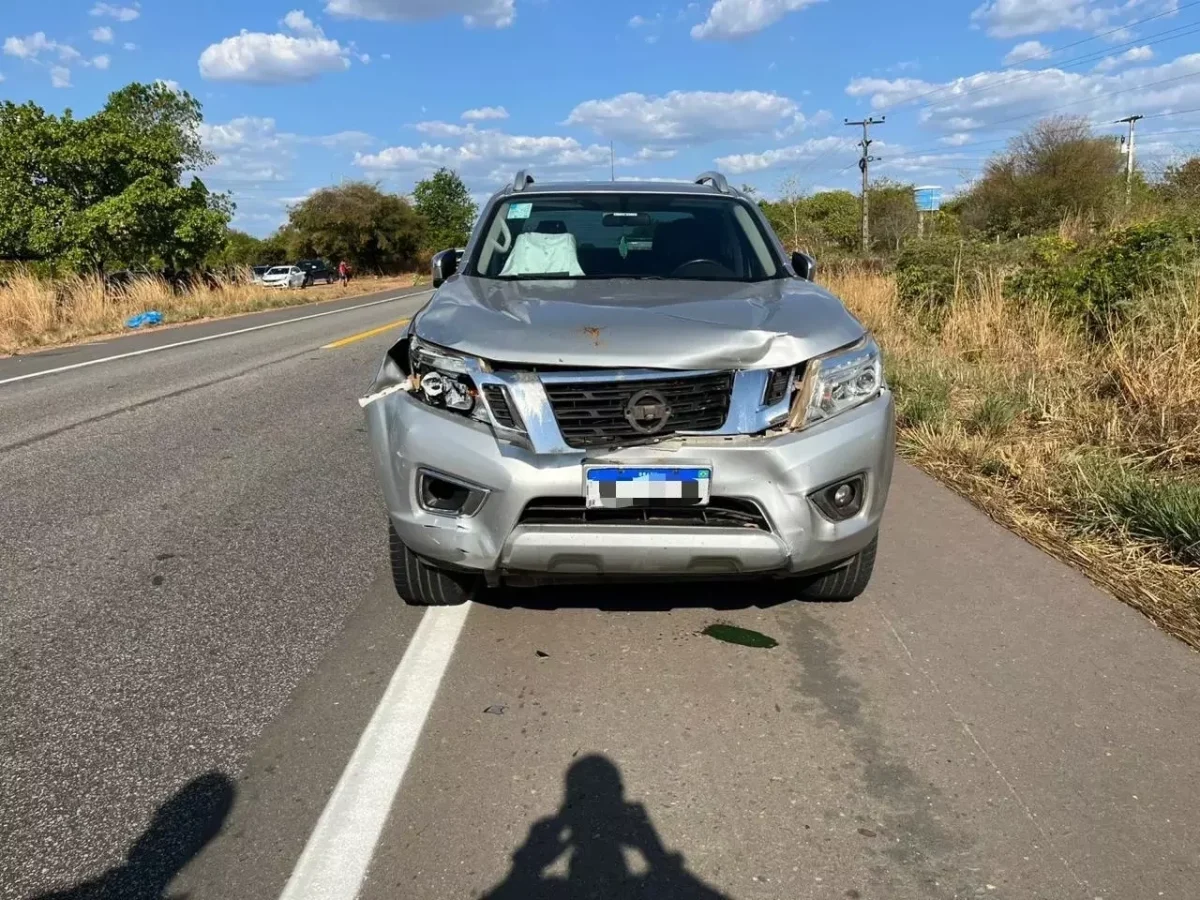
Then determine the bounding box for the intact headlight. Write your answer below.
[788,335,883,430]
[409,336,484,419]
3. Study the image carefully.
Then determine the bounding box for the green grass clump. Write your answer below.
[965,393,1022,438]
[1070,457,1200,565]
[889,359,952,430]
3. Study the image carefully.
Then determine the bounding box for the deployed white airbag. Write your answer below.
[498,232,585,277]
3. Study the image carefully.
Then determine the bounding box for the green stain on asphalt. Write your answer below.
[701,623,778,649]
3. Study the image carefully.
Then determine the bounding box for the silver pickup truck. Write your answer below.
[361,171,895,605]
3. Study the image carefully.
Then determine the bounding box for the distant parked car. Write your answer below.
[262,265,307,289]
[251,265,271,284]
[296,259,336,286]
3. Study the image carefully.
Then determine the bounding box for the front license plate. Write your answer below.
[584,466,712,509]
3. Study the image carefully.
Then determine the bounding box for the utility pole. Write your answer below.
[610,141,615,182]
[1116,114,1142,207]
[845,116,884,253]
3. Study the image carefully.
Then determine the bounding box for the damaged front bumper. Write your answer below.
[361,353,895,582]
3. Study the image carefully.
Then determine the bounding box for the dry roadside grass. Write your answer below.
[827,267,1200,651]
[0,270,419,356]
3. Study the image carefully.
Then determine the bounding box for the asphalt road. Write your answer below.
[2,285,1198,900]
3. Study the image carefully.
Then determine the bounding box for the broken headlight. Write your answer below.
[409,336,485,419]
[788,335,883,430]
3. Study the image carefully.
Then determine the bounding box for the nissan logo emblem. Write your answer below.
[624,389,672,435]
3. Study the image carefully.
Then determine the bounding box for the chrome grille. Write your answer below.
[542,372,734,449]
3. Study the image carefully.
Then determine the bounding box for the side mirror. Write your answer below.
[791,251,816,281]
[431,248,459,288]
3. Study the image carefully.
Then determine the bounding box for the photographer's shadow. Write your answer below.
[483,755,733,900]
[31,771,234,900]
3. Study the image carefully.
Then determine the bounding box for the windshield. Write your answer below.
[267,267,290,276]
[470,193,781,282]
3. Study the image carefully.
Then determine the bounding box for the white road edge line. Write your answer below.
[0,290,432,388]
[278,603,471,900]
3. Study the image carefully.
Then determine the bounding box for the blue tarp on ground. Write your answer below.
[124,311,164,329]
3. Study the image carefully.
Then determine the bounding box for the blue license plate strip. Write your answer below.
[584,465,712,509]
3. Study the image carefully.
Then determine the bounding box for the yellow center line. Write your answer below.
[323,318,410,350]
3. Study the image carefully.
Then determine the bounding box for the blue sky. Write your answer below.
[3,0,1200,235]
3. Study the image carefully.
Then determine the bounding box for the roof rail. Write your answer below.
[694,171,731,194]
[512,170,535,192]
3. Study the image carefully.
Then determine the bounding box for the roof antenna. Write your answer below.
[610,141,615,182]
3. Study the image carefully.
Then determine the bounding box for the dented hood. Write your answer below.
[413,276,866,370]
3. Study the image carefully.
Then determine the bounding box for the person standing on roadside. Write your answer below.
[338,259,349,286]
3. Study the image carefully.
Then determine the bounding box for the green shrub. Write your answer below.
[895,237,986,313]
[1069,456,1200,565]
[1068,220,1199,332]
[1003,234,1079,304]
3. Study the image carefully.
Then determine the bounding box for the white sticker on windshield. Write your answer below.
[507,202,533,220]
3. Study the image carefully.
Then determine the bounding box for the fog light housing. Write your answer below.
[417,469,488,517]
[810,475,865,521]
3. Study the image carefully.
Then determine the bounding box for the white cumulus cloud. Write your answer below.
[715,136,862,174]
[691,0,823,40]
[325,0,515,28]
[355,123,610,179]
[90,2,141,22]
[199,30,351,84]
[3,32,80,62]
[462,105,508,121]
[91,26,115,43]
[1094,45,1155,72]
[1003,40,1049,65]
[941,132,974,145]
[970,0,1111,38]
[566,89,801,145]
[845,51,1200,137]
[50,65,71,88]
[92,54,111,70]
[281,10,324,37]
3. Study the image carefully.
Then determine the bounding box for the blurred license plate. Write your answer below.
[584,466,711,510]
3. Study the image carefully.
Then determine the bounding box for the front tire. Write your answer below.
[798,535,878,602]
[389,521,479,606]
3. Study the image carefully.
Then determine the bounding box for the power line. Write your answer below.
[1139,105,1200,121]
[1014,0,1200,63]
[792,11,1200,183]
[970,69,1200,132]
[869,107,1200,164]
[872,18,1200,120]
[908,20,1200,114]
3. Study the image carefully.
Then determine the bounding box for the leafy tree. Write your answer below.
[959,116,1124,237]
[868,179,919,252]
[803,190,860,253]
[259,227,297,265]
[412,168,476,252]
[0,82,230,272]
[759,187,861,258]
[1159,157,1200,208]
[207,229,266,269]
[286,182,423,273]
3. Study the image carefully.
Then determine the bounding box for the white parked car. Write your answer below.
[262,265,307,289]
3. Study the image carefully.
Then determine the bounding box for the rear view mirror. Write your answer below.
[791,251,816,281]
[431,248,460,288]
